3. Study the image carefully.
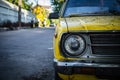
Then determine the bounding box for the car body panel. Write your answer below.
[54,16,120,79]
[53,18,68,61]
[58,73,105,80]
[53,0,120,79]
[54,16,120,61]
[65,16,120,32]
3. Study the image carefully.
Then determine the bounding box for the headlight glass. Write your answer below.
[62,35,85,56]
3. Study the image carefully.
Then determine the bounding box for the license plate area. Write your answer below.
[96,68,120,79]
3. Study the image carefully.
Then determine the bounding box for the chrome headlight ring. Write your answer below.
[61,34,86,56]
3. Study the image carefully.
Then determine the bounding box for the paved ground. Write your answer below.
[0,28,54,80]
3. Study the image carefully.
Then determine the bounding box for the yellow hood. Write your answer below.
[65,16,120,31]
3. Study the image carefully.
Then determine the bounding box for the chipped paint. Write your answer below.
[65,16,120,31]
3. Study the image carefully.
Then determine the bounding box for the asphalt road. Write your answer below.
[0,28,54,80]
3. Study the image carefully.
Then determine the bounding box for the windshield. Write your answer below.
[64,0,120,17]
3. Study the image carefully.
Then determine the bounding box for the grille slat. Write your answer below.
[92,46,120,55]
[90,34,120,44]
[92,44,120,47]
[90,34,120,55]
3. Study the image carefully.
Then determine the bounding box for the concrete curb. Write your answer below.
[0,27,31,32]
[0,27,55,32]
[38,27,55,30]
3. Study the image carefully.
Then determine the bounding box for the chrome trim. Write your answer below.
[61,34,86,56]
[59,33,89,58]
[54,59,120,68]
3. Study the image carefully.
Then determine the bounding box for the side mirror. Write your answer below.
[48,12,59,19]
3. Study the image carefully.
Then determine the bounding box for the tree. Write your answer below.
[51,0,64,12]
[6,0,19,5]
[21,0,33,10]
[33,5,49,27]
[6,0,32,11]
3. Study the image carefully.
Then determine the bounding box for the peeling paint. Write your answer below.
[64,16,120,31]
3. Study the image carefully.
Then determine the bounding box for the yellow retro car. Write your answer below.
[49,0,120,80]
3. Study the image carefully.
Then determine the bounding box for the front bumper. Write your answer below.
[54,59,120,78]
[54,59,120,67]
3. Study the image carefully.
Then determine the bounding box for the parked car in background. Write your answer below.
[49,23,56,27]
[49,0,120,80]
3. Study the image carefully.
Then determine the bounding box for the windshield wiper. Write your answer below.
[66,10,119,17]
[67,12,111,17]
[67,14,82,17]
[109,10,120,15]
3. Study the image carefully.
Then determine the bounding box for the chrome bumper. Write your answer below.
[54,59,120,68]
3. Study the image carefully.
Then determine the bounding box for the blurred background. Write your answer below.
[0,0,64,80]
[0,0,64,30]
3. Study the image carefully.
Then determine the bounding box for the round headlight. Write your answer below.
[62,35,85,56]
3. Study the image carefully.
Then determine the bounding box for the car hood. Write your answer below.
[64,16,120,32]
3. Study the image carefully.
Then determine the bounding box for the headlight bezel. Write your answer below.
[60,33,86,57]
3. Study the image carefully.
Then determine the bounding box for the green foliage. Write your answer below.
[6,0,33,11]
[21,0,33,10]
[51,0,64,12]
[6,0,19,5]
[46,19,50,27]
